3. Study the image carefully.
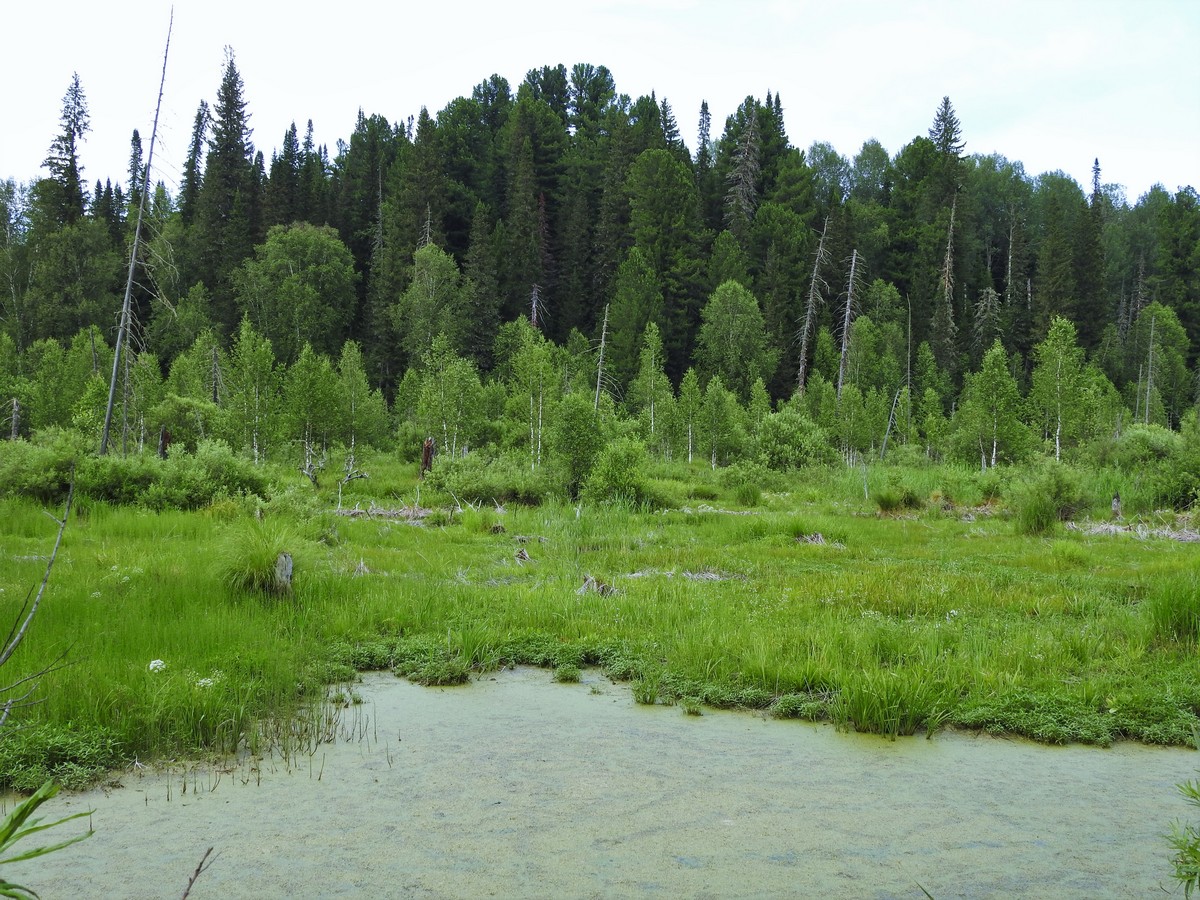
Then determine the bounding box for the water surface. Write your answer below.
[10,668,1195,898]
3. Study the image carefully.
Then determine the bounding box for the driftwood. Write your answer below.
[333,503,431,521]
[1066,521,1200,543]
[577,575,617,596]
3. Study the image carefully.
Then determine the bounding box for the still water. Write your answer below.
[9,668,1195,898]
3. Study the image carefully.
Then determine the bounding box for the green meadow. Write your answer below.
[2,453,1197,792]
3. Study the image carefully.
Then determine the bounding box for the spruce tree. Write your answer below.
[41,73,91,227]
[193,49,257,335]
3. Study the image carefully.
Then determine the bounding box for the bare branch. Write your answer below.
[0,484,72,671]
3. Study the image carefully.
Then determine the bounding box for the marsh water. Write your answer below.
[9,668,1195,898]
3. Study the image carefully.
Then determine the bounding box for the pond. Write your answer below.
[9,668,1195,898]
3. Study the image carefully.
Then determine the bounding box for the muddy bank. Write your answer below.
[8,668,1195,898]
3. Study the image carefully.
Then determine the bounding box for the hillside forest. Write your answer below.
[1,55,1199,499]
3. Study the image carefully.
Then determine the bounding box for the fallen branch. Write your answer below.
[0,483,73,731]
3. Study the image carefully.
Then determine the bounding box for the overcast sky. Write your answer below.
[3,0,1197,206]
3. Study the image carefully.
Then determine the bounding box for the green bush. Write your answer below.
[427,452,557,506]
[77,453,160,504]
[1010,462,1086,535]
[872,479,923,514]
[0,429,88,502]
[582,437,658,506]
[755,408,838,471]
[1090,422,1200,511]
[144,440,269,510]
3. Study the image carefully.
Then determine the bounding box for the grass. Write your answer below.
[2,454,1199,789]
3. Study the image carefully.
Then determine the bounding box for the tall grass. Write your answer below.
[3,454,1199,789]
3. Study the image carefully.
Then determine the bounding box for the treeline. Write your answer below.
[1,55,1198,475]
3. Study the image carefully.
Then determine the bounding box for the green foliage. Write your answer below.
[0,726,123,793]
[233,223,358,364]
[0,430,87,502]
[0,779,93,899]
[394,244,472,366]
[1169,777,1200,898]
[76,453,159,505]
[549,393,615,499]
[1010,462,1086,535]
[582,437,656,506]
[145,440,269,510]
[426,452,556,506]
[873,480,924,514]
[1091,422,1200,510]
[952,690,1115,745]
[219,520,300,596]
[694,280,778,400]
[951,340,1029,468]
[1012,465,1089,535]
[754,407,837,470]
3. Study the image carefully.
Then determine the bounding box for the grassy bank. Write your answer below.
[1,456,1198,789]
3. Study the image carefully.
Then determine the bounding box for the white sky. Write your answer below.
[3,0,1197,205]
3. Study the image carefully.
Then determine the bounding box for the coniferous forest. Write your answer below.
[1,54,1199,491]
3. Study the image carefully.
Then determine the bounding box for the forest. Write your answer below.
[0,53,1197,483]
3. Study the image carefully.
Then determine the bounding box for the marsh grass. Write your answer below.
[2,455,1199,789]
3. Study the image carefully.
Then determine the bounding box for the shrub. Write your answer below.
[427,452,556,506]
[755,408,838,471]
[0,429,88,502]
[77,453,160,505]
[873,479,923,514]
[144,440,269,510]
[1010,462,1086,535]
[1091,422,1200,511]
[582,437,656,506]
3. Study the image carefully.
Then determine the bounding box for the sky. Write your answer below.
[3,0,1198,206]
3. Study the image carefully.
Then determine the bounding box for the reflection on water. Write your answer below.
[8,669,1195,899]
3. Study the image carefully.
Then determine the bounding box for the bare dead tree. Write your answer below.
[336,437,369,511]
[931,194,959,370]
[796,217,831,395]
[101,11,172,455]
[973,286,1003,355]
[594,304,609,410]
[0,485,73,732]
[836,249,862,401]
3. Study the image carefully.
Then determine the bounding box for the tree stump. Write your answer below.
[274,552,294,594]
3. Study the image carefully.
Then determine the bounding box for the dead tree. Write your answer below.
[101,12,172,455]
[594,304,609,411]
[836,249,862,401]
[420,436,436,478]
[797,217,830,394]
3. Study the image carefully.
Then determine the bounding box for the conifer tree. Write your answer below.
[40,73,91,227]
[193,49,257,335]
[178,101,209,226]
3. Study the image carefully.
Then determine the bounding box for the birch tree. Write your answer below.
[1029,316,1084,460]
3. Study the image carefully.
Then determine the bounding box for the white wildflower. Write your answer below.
[148,659,166,673]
